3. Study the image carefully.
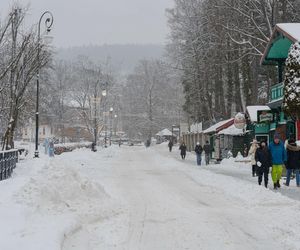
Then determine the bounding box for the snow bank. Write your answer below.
[0,150,114,250]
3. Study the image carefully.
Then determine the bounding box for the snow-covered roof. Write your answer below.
[218,124,244,136]
[261,23,300,65]
[276,23,300,42]
[156,128,172,137]
[246,106,271,122]
[203,118,233,134]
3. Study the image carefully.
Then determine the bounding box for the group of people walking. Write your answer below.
[169,140,211,165]
[193,141,211,165]
[249,132,300,189]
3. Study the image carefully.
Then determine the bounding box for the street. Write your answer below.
[60,144,300,250]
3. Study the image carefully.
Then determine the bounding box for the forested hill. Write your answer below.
[56,44,164,73]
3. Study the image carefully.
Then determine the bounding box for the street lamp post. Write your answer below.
[109,107,113,146]
[102,89,107,148]
[114,114,118,136]
[34,11,54,158]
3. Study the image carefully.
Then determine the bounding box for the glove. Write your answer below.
[257,161,262,167]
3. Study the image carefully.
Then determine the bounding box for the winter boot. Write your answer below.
[277,180,281,188]
[274,183,277,189]
[265,183,268,188]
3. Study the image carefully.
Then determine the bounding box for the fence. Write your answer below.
[0,149,18,181]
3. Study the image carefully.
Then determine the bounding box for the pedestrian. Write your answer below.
[249,139,259,177]
[243,144,248,157]
[203,141,210,165]
[91,142,97,152]
[269,132,287,189]
[255,141,272,188]
[194,142,203,166]
[43,138,49,155]
[48,139,55,157]
[179,142,187,160]
[168,140,173,152]
[285,138,300,187]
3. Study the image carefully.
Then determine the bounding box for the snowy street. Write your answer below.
[1,144,300,250]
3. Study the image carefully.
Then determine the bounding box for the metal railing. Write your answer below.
[0,149,18,181]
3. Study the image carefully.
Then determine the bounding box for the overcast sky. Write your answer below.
[0,0,174,48]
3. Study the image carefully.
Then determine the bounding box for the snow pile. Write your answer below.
[17,161,108,212]
[0,151,115,250]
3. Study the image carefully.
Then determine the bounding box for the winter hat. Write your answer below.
[274,132,280,140]
[251,139,257,144]
[288,138,296,144]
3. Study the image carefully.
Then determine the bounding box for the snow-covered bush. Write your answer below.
[283,42,300,119]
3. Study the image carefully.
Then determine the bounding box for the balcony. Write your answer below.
[270,82,284,102]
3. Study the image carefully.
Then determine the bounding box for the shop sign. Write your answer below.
[257,110,274,123]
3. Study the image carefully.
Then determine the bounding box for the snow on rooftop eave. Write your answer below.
[276,23,300,42]
[218,124,244,136]
[246,105,271,122]
[156,128,172,137]
[261,23,300,65]
[203,118,233,134]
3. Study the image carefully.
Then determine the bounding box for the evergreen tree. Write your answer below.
[283,42,300,119]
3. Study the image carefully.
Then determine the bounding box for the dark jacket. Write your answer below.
[194,145,203,154]
[179,144,187,155]
[168,141,173,148]
[286,143,300,170]
[203,144,210,155]
[255,146,272,169]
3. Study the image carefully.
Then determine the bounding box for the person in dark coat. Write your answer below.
[179,142,187,160]
[203,141,210,165]
[194,142,203,166]
[255,141,272,188]
[285,138,300,187]
[168,140,173,152]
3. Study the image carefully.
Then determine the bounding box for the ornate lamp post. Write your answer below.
[34,11,54,158]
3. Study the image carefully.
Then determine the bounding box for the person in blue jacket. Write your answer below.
[269,132,287,189]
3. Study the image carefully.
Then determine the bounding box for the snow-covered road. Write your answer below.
[63,145,300,250]
[2,144,300,250]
